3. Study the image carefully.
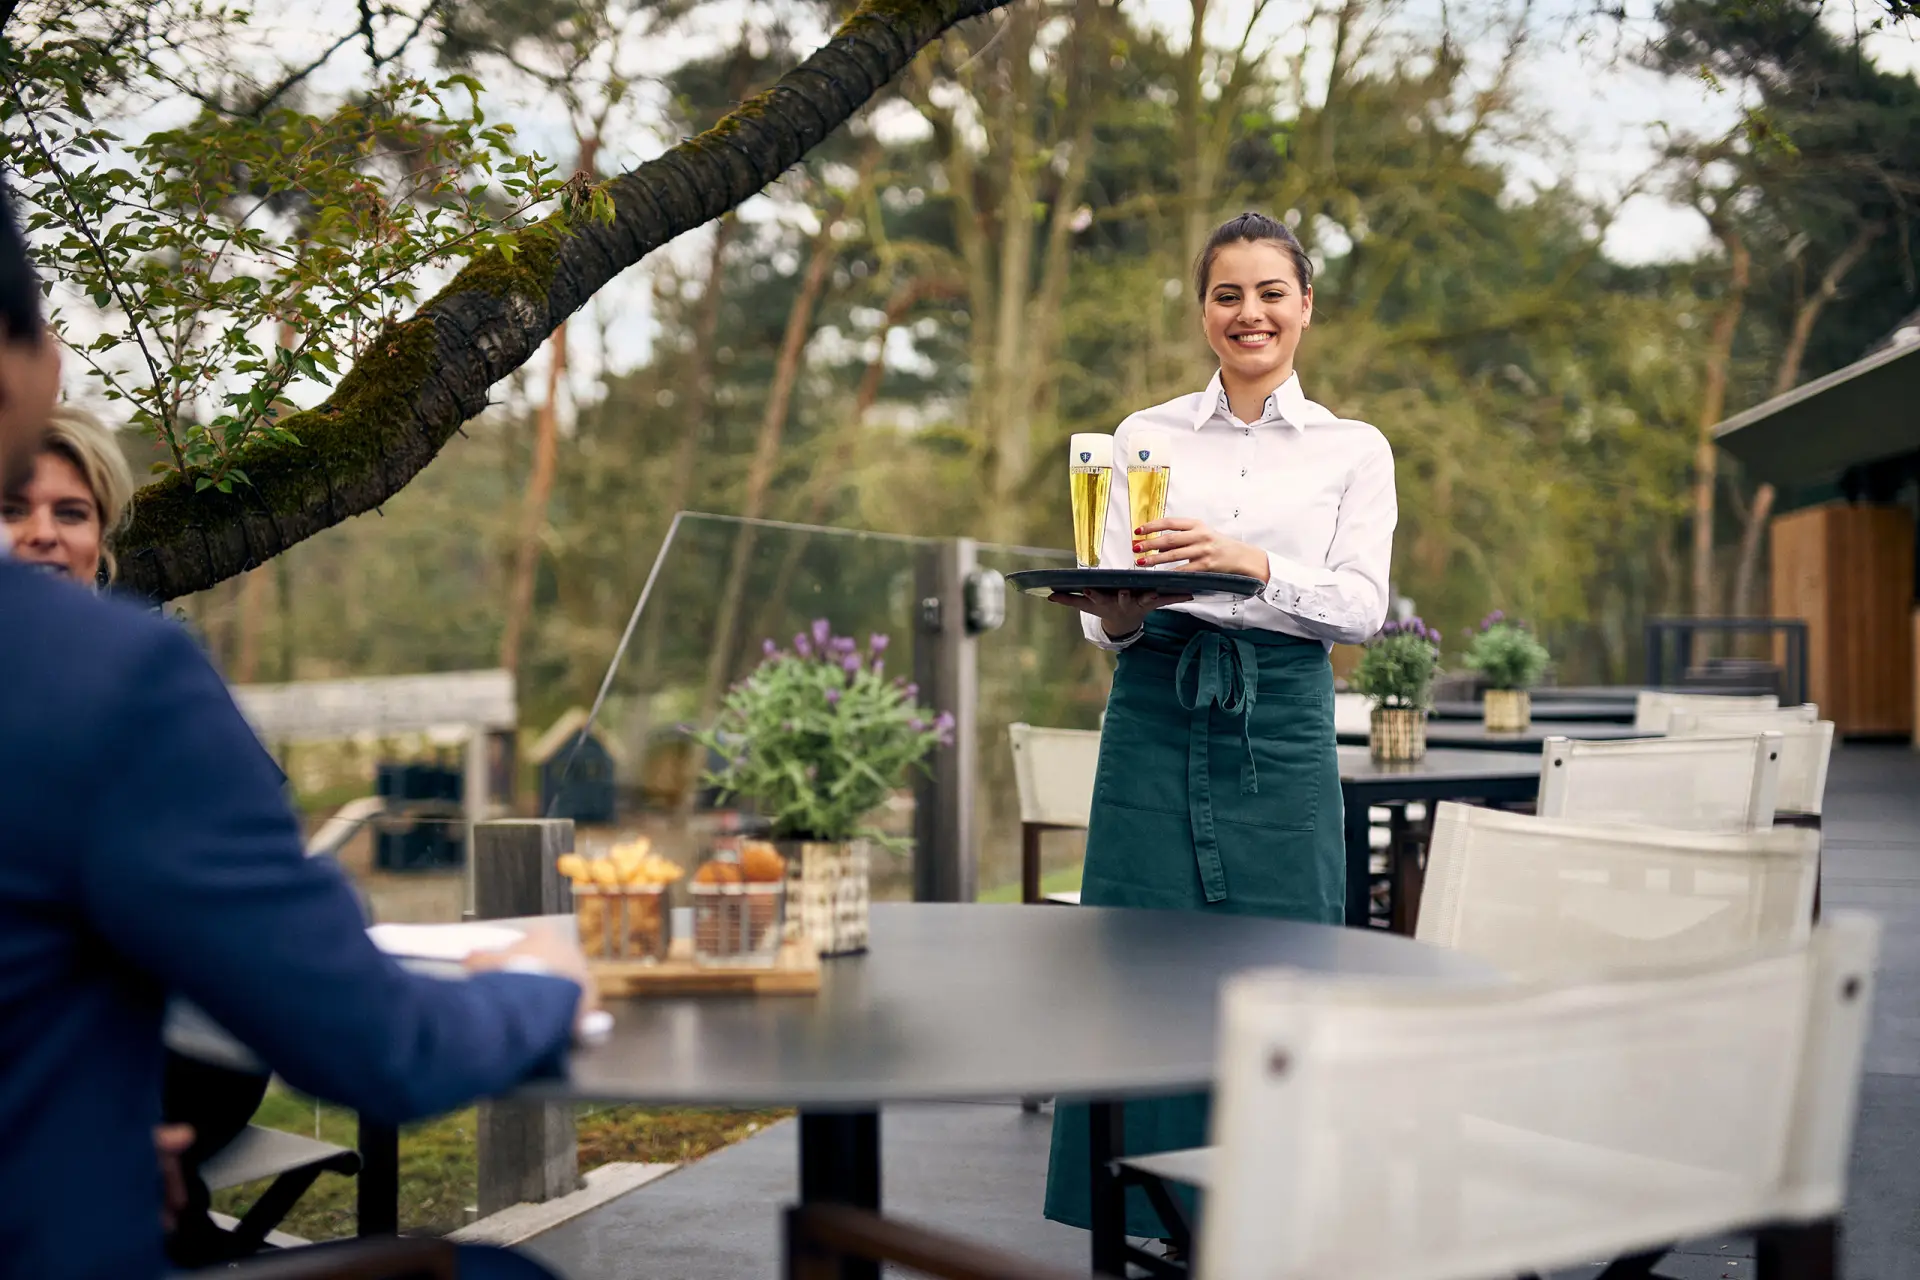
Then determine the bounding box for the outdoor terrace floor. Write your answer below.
[523,744,1920,1280]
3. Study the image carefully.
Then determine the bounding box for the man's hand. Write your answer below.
[465,931,602,1036]
[155,1124,194,1231]
[1048,588,1193,638]
[1134,518,1271,580]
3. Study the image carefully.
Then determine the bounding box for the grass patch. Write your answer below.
[212,1085,788,1242]
[976,866,1082,904]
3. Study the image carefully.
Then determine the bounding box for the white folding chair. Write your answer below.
[1416,802,1818,977]
[1334,691,1373,737]
[1634,690,1782,733]
[1197,915,1878,1280]
[1667,711,1836,819]
[1009,723,1100,907]
[1111,802,1822,1266]
[1538,733,1783,832]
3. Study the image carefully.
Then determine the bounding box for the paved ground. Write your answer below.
[527,745,1920,1279]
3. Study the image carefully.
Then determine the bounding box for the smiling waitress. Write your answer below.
[1043,211,1398,1249]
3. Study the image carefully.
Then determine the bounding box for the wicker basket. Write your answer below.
[1370,706,1428,762]
[1483,689,1532,733]
[779,838,871,957]
[570,885,671,962]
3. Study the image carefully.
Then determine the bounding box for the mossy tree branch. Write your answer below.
[115,0,1016,602]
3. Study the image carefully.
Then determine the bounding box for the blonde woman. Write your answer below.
[0,406,133,588]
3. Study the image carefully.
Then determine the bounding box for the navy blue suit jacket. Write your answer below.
[0,562,580,1278]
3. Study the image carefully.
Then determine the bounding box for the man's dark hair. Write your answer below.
[1193,211,1313,303]
[0,173,46,344]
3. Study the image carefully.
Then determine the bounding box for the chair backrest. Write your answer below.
[1634,690,1781,732]
[1199,914,1880,1280]
[1416,802,1818,977]
[1007,723,1101,828]
[1666,711,1836,817]
[1334,692,1373,736]
[1538,733,1782,832]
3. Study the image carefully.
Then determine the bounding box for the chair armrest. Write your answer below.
[786,1205,1101,1280]
[212,1236,458,1280]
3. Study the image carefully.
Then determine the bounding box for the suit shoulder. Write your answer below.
[0,564,210,694]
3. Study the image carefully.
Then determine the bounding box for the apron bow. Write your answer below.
[1172,630,1261,903]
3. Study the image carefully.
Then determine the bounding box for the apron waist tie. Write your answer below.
[1173,630,1260,904]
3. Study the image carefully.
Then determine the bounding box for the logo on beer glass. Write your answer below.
[1080,451,1091,463]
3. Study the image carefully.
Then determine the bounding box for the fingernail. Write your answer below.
[1135,557,1147,566]
[1132,541,1143,552]
[1133,527,1144,536]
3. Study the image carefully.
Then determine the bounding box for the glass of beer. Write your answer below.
[1068,433,1114,568]
[1127,426,1171,540]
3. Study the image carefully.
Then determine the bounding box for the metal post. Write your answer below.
[911,538,979,903]
[472,819,579,1216]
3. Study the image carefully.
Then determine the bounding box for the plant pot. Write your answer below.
[1483,689,1531,733]
[779,838,871,957]
[1370,707,1427,762]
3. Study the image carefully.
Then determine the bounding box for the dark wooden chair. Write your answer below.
[200,1124,362,1254]
[785,1204,1103,1280]
[210,1235,456,1278]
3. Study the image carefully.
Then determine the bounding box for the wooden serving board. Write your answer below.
[588,937,821,997]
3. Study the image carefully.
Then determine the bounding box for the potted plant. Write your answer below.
[1351,618,1441,762]
[1463,611,1551,733]
[696,620,952,956]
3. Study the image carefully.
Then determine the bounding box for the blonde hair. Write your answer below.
[40,407,135,582]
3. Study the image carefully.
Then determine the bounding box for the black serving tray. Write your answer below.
[1006,568,1264,602]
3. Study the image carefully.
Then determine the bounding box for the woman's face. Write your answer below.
[2,450,103,586]
[1201,240,1312,387]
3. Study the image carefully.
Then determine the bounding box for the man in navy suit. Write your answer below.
[0,179,588,1277]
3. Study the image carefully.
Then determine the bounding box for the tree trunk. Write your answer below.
[114,0,1017,602]
[1691,226,1749,621]
[1729,221,1883,618]
[748,274,961,645]
[500,138,599,676]
[695,151,879,729]
[500,320,568,675]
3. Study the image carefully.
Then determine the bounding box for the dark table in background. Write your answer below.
[525,903,1493,1277]
[1338,747,1542,932]
[1339,721,1650,753]
[1428,699,1637,723]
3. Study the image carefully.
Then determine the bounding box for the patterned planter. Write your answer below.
[779,838,871,957]
[1483,689,1532,733]
[1370,707,1428,762]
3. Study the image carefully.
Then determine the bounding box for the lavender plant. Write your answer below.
[695,620,952,844]
[1462,611,1551,691]
[1351,618,1441,710]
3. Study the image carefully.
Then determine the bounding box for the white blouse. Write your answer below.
[1084,370,1397,650]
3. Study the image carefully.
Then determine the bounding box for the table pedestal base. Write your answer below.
[799,1110,881,1280]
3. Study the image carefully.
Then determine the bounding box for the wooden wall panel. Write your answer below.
[1768,502,1915,737]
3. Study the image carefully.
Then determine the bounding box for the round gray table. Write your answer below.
[534,902,1495,1276]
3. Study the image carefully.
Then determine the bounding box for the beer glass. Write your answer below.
[1126,426,1171,538]
[1067,433,1114,568]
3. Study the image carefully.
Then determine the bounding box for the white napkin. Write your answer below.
[366,922,526,962]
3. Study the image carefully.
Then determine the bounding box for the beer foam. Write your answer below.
[1129,425,1170,467]
[1068,432,1113,468]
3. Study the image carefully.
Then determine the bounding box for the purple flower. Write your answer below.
[831,635,857,655]
[841,653,862,675]
[782,719,794,731]
[762,638,778,657]
[1430,628,1443,642]
[909,716,926,731]
[869,633,890,654]
[905,683,919,698]
[811,618,831,648]
[933,710,956,746]
[794,632,812,658]
[872,659,885,678]
[825,687,842,707]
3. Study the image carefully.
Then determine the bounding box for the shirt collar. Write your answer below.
[1192,370,1320,432]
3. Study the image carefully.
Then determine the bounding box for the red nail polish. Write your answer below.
[1135,557,1147,566]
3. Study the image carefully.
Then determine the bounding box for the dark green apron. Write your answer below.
[1044,611,1343,1237]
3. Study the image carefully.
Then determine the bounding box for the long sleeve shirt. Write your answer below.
[1084,370,1397,650]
